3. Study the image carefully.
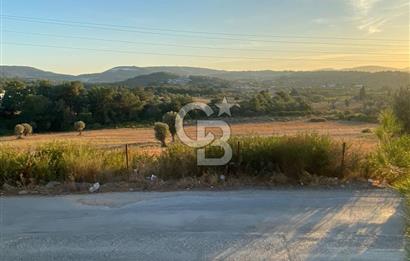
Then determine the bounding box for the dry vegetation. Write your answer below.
[0,119,379,192]
[0,119,377,152]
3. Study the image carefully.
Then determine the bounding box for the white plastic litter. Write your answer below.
[89,182,100,193]
[150,175,158,182]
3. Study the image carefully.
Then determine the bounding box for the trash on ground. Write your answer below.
[89,182,100,193]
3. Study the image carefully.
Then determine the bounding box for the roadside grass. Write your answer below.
[148,134,361,183]
[366,129,410,257]
[0,142,148,186]
[0,134,362,187]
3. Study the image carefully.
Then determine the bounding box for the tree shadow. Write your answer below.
[213,190,405,261]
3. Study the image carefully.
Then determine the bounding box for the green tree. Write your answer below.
[14,124,24,139]
[52,99,74,131]
[1,80,29,114]
[88,87,115,124]
[22,95,51,131]
[74,121,86,136]
[163,111,178,142]
[392,87,410,133]
[376,109,403,140]
[154,122,169,147]
[111,88,144,122]
[22,123,33,136]
[61,81,85,109]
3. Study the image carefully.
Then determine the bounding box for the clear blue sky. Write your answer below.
[1,0,408,74]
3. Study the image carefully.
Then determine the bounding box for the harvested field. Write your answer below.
[0,120,378,152]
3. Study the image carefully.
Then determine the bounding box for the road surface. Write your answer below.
[0,189,406,260]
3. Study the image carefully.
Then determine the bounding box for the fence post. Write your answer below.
[341,142,346,176]
[237,141,241,165]
[125,144,129,170]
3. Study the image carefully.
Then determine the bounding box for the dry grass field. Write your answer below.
[0,120,378,152]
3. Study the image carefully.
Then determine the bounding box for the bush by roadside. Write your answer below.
[0,142,130,187]
[0,134,363,190]
[153,134,361,183]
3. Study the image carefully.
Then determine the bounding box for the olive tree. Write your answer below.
[74,121,86,136]
[162,111,178,142]
[22,123,33,136]
[14,124,24,139]
[154,122,169,147]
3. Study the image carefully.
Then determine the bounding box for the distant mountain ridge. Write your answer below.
[119,72,180,86]
[0,65,225,83]
[78,66,224,83]
[341,66,409,73]
[0,66,76,81]
[1,65,409,83]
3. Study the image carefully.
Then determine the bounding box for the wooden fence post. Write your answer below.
[125,144,129,170]
[341,142,346,176]
[237,141,241,165]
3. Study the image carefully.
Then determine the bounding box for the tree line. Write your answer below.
[0,80,193,132]
[0,80,312,134]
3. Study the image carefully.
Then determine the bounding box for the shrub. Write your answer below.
[368,135,410,183]
[154,122,169,147]
[155,143,197,179]
[361,128,372,134]
[0,142,127,186]
[22,123,33,136]
[368,107,410,183]
[230,134,343,179]
[376,109,403,140]
[14,124,24,139]
[0,135,361,187]
[154,134,357,182]
[309,117,327,123]
[163,111,178,142]
[347,113,375,122]
[392,87,410,133]
[74,121,86,136]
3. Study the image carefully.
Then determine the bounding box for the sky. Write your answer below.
[0,0,409,75]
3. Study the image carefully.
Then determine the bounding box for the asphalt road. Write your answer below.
[0,189,406,261]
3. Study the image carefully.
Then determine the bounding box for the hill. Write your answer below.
[0,66,75,81]
[342,66,405,73]
[117,73,232,90]
[77,66,223,83]
[272,71,410,88]
[1,66,409,88]
[119,72,180,86]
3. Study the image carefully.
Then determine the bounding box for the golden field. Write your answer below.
[0,120,378,152]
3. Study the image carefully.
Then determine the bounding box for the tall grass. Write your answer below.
[0,142,128,186]
[154,134,359,182]
[366,109,410,257]
[368,135,410,182]
[1,134,361,187]
[368,109,410,183]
